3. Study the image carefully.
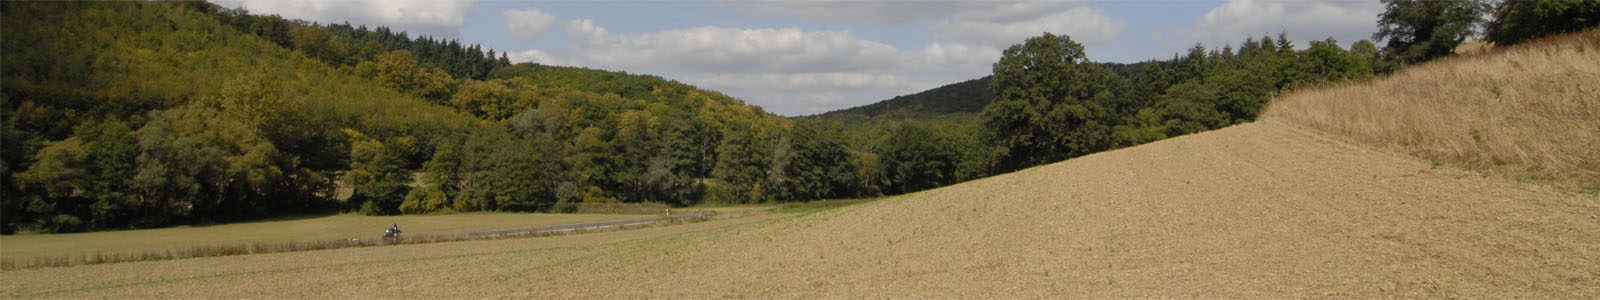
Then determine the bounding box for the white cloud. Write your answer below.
[689,72,919,91]
[506,49,560,65]
[743,0,1120,49]
[933,6,1124,49]
[738,0,984,23]
[565,21,902,73]
[503,8,556,41]
[740,0,1092,25]
[223,0,478,38]
[954,0,1088,23]
[550,19,1001,115]
[1179,0,1382,51]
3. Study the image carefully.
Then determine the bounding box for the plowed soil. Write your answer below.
[5,120,1597,298]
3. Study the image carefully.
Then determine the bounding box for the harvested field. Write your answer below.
[5,120,1597,298]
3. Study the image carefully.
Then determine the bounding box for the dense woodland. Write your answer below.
[3,0,1592,233]
[815,77,994,119]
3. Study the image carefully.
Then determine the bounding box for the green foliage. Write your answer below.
[1373,0,1487,66]
[2,1,475,232]
[818,30,1379,196]
[489,64,665,101]
[983,33,1123,173]
[816,77,994,119]
[205,4,293,49]
[709,124,771,204]
[343,129,411,215]
[879,123,964,195]
[399,186,448,214]
[355,50,457,102]
[960,31,1381,177]
[1485,0,1600,46]
[1300,38,1375,83]
[766,120,858,201]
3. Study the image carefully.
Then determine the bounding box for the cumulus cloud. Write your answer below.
[933,6,1124,48]
[503,8,556,41]
[738,0,985,23]
[552,19,1001,115]
[505,49,560,65]
[741,0,1092,25]
[952,0,1089,23]
[1180,0,1382,51]
[689,72,919,91]
[565,20,902,73]
[223,0,478,38]
[743,0,1120,49]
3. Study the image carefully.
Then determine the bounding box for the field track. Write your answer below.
[3,120,1596,298]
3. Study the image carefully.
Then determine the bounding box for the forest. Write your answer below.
[2,0,1593,233]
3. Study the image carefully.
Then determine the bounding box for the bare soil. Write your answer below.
[4,121,1597,298]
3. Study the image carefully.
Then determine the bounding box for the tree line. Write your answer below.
[816,0,1599,191]
[0,1,858,233]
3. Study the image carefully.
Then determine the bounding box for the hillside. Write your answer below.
[814,77,993,119]
[1,1,814,233]
[1266,29,1600,192]
[813,59,1156,120]
[7,31,1598,297]
[2,2,481,231]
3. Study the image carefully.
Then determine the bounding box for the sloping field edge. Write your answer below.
[1264,29,1600,193]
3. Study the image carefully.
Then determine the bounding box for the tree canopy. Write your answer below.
[1373,0,1486,66]
[983,33,1125,172]
[1485,0,1600,46]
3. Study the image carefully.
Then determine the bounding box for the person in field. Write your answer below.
[385,223,402,239]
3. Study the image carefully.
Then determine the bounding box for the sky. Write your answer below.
[215,0,1385,116]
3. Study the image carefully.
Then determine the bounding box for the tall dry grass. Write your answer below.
[1265,29,1600,193]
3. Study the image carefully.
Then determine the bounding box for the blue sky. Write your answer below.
[219,0,1384,116]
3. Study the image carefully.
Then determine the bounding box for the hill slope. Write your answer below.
[814,77,993,119]
[1266,29,1600,192]
[3,2,818,233]
[8,119,1596,297]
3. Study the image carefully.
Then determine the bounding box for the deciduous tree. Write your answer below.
[1373,0,1486,66]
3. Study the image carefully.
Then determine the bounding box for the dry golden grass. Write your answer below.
[1454,39,1493,55]
[1264,29,1600,193]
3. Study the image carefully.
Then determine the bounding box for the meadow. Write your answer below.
[0,212,647,263]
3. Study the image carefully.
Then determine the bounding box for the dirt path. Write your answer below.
[5,121,1596,298]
